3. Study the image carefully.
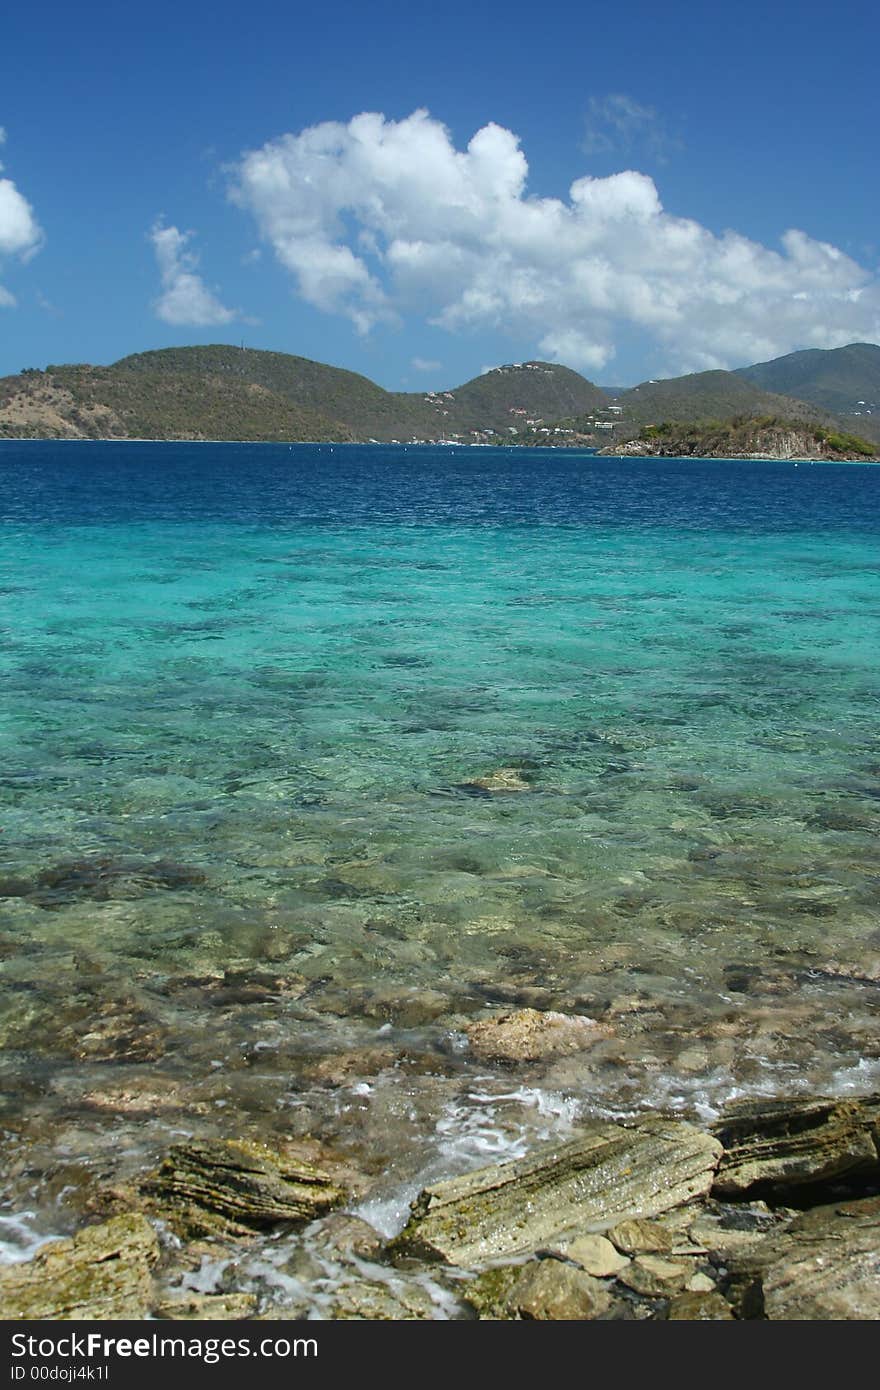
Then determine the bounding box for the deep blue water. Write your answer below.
[3,439,879,530]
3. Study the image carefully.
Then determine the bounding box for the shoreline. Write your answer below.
[1,435,878,463]
[1,1080,877,1320]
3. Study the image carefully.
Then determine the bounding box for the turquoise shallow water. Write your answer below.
[1,441,879,1267]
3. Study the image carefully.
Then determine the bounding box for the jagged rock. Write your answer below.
[712,1095,879,1197]
[545,1233,630,1277]
[686,1201,792,1261]
[0,1214,158,1319]
[728,1196,880,1320]
[667,1291,735,1320]
[142,1138,347,1238]
[608,1217,677,1255]
[392,1118,721,1266]
[618,1254,696,1296]
[155,1292,258,1320]
[464,1008,609,1063]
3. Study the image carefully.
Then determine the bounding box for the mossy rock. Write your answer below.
[0,1214,158,1320]
[464,1258,612,1319]
[142,1138,347,1238]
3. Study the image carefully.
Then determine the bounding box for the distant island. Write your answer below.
[1,341,878,459]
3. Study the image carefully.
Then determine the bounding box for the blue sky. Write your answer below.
[1,0,877,389]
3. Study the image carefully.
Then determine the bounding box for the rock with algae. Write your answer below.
[392,1117,722,1266]
[0,1214,158,1320]
[712,1094,880,1197]
[142,1138,347,1239]
[465,1257,612,1320]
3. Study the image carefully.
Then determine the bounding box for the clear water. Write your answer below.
[1,441,879,1275]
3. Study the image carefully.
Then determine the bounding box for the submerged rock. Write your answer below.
[459,768,531,794]
[463,1007,610,1063]
[8,856,207,908]
[142,1138,347,1239]
[324,1277,444,1320]
[712,1095,880,1197]
[0,1213,158,1320]
[392,1117,721,1266]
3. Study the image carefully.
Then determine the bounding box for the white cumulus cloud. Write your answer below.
[0,129,44,308]
[150,219,236,326]
[230,109,880,375]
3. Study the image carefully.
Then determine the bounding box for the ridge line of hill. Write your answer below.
[1,341,878,450]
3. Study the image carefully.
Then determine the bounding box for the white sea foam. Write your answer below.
[0,1211,59,1266]
[354,1082,582,1239]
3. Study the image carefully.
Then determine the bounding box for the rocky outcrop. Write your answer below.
[726,1197,880,1320]
[392,1118,722,1265]
[0,1214,158,1320]
[712,1096,880,1198]
[4,1092,877,1321]
[142,1138,347,1238]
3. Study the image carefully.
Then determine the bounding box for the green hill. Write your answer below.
[113,346,431,440]
[611,370,830,429]
[3,341,878,447]
[0,346,609,443]
[735,343,880,443]
[0,360,354,442]
[427,361,608,436]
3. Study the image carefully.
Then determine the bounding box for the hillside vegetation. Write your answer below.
[0,362,353,441]
[609,415,878,460]
[736,343,880,443]
[1,341,878,450]
[610,369,830,429]
[0,348,608,443]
